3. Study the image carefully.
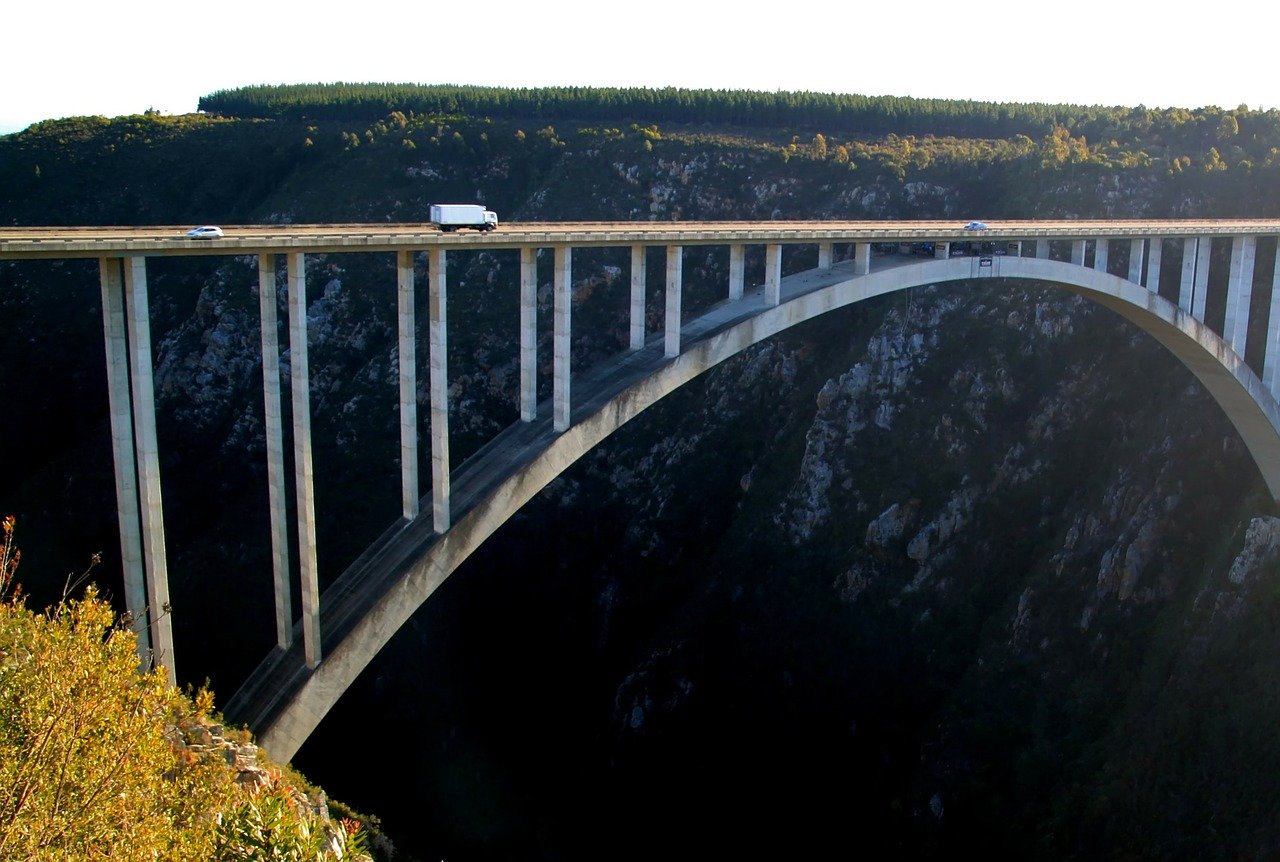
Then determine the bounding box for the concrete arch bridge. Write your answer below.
[3,219,1280,761]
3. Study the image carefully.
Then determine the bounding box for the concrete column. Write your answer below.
[1263,242,1280,397]
[934,242,949,260]
[1127,239,1145,284]
[1223,235,1257,356]
[286,253,321,669]
[1145,238,1163,293]
[1071,240,1086,266]
[99,257,148,659]
[520,247,538,420]
[665,245,683,358]
[428,249,451,532]
[397,251,419,521]
[855,242,872,275]
[554,246,572,432]
[123,257,175,682]
[1178,237,1198,314]
[1036,238,1050,259]
[765,243,782,306]
[629,244,646,350]
[1016,241,1023,257]
[257,254,292,650]
[1094,239,1110,274]
[818,242,833,270]
[728,244,745,301]
[1192,237,1212,322]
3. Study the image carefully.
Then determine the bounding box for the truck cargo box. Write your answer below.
[429,203,498,232]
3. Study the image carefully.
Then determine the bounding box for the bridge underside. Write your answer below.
[223,252,1280,762]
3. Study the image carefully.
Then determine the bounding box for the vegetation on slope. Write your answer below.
[0,516,384,861]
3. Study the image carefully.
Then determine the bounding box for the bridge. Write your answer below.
[4,218,1280,762]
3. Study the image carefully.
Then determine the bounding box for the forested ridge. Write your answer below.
[197,82,1280,165]
[7,82,1280,228]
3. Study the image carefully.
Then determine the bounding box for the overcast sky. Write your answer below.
[3,0,1274,134]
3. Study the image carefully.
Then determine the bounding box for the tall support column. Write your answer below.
[1071,240,1086,266]
[286,253,321,669]
[1036,238,1050,259]
[1192,237,1212,322]
[665,245,683,358]
[257,254,292,650]
[99,257,148,658]
[818,242,833,270]
[728,244,745,301]
[553,246,572,432]
[1128,239,1145,284]
[397,251,419,521]
[1224,235,1257,356]
[855,242,872,275]
[1015,241,1023,257]
[1145,238,1163,293]
[427,248,451,532]
[1094,239,1110,274]
[629,244,646,350]
[123,257,175,682]
[520,247,538,419]
[765,243,782,306]
[1178,237,1198,314]
[1263,243,1280,397]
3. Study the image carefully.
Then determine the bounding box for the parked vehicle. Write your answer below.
[429,204,498,232]
[185,225,223,239]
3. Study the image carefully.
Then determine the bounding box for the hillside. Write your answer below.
[3,86,1280,860]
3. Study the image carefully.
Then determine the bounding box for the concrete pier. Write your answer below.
[630,244,645,350]
[122,257,175,682]
[554,246,572,432]
[98,257,148,658]
[521,247,538,419]
[428,249,450,532]
[818,242,833,270]
[1094,239,1109,274]
[1128,239,1144,284]
[765,243,782,305]
[665,245,682,358]
[1224,235,1257,356]
[1037,239,1050,259]
[1179,237,1198,313]
[1071,240,1086,266]
[397,251,419,521]
[257,254,292,649]
[1145,239,1163,292]
[1192,237,1212,322]
[1264,251,1280,397]
[855,242,871,275]
[729,244,745,301]
[286,253,321,669]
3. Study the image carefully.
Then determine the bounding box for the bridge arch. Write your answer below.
[249,252,1280,761]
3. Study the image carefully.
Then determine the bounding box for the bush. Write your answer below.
[0,517,373,861]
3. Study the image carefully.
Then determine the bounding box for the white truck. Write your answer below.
[428,203,498,232]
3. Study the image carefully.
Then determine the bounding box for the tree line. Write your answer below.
[194,83,1280,155]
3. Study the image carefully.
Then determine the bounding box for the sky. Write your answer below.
[3,0,1276,135]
